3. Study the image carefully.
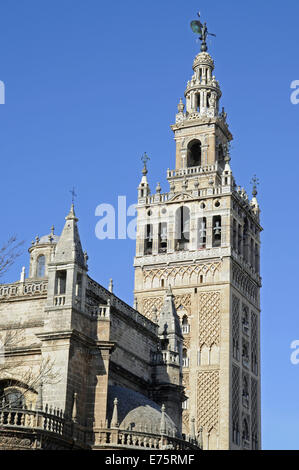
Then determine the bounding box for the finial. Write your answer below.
[198,426,203,448]
[190,417,196,440]
[160,404,166,434]
[177,98,184,113]
[141,152,150,176]
[190,12,216,52]
[35,235,40,244]
[83,250,88,267]
[156,182,161,194]
[51,225,55,235]
[20,266,25,283]
[36,382,43,411]
[72,392,78,423]
[108,278,113,293]
[251,175,259,197]
[111,397,119,428]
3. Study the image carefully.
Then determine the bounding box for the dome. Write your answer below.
[193,51,214,69]
[107,385,177,435]
[38,233,60,244]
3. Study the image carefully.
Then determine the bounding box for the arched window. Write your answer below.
[242,376,249,408]
[3,388,24,408]
[182,315,190,334]
[187,140,201,167]
[182,348,189,367]
[37,255,45,278]
[175,206,190,251]
[242,418,249,443]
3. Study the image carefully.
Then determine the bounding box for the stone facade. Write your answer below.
[133,49,262,450]
[0,206,199,450]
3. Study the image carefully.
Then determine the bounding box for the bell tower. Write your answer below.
[133,15,262,450]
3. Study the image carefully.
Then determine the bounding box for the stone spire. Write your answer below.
[54,204,85,268]
[158,286,182,339]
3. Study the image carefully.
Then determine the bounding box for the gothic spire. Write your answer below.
[54,204,85,268]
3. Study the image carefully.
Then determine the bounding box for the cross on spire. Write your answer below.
[70,187,77,205]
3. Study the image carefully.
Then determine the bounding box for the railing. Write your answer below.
[95,427,200,450]
[0,405,200,450]
[167,163,218,178]
[87,278,157,335]
[0,404,75,439]
[0,280,48,299]
[85,304,110,319]
[54,295,66,306]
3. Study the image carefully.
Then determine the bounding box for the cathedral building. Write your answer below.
[134,41,262,450]
[0,204,199,450]
[0,18,261,451]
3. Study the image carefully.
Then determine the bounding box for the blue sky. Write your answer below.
[0,0,298,450]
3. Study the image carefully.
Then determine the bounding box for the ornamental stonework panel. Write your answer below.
[197,371,219,432]
[143,262,221,289]
[182,410,189,434]
[199,291,220,348]
[142,296,163,320]
[142,293,191,320]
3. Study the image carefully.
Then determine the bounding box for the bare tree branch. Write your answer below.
[0,236,24,279]
[0,326,61,407]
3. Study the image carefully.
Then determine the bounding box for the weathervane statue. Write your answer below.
[190,12,216,52]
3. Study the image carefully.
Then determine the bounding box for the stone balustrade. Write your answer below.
[95,427,200,450]
[167,163,219,178]
[87,278,157,335]
[0,280,48,299]
[0,405,200,450]
[0,403,84,440]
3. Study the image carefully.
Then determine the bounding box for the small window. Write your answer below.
[182,348,189,367]
[182,315,190,334]
[55,270,67,295]
[37,255,45,278]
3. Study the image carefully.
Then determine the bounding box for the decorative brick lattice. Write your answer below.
[197,371,219,432]
[174,294,192,314]
[232,295,240,360]
[251,377,258,438]
[182,410,189,433]
[199,292,220,348]
[142,294,191,320]
[142,296,163,320]
[183,336,191,349]
[232,365,240,438]
[251,312,258,375]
